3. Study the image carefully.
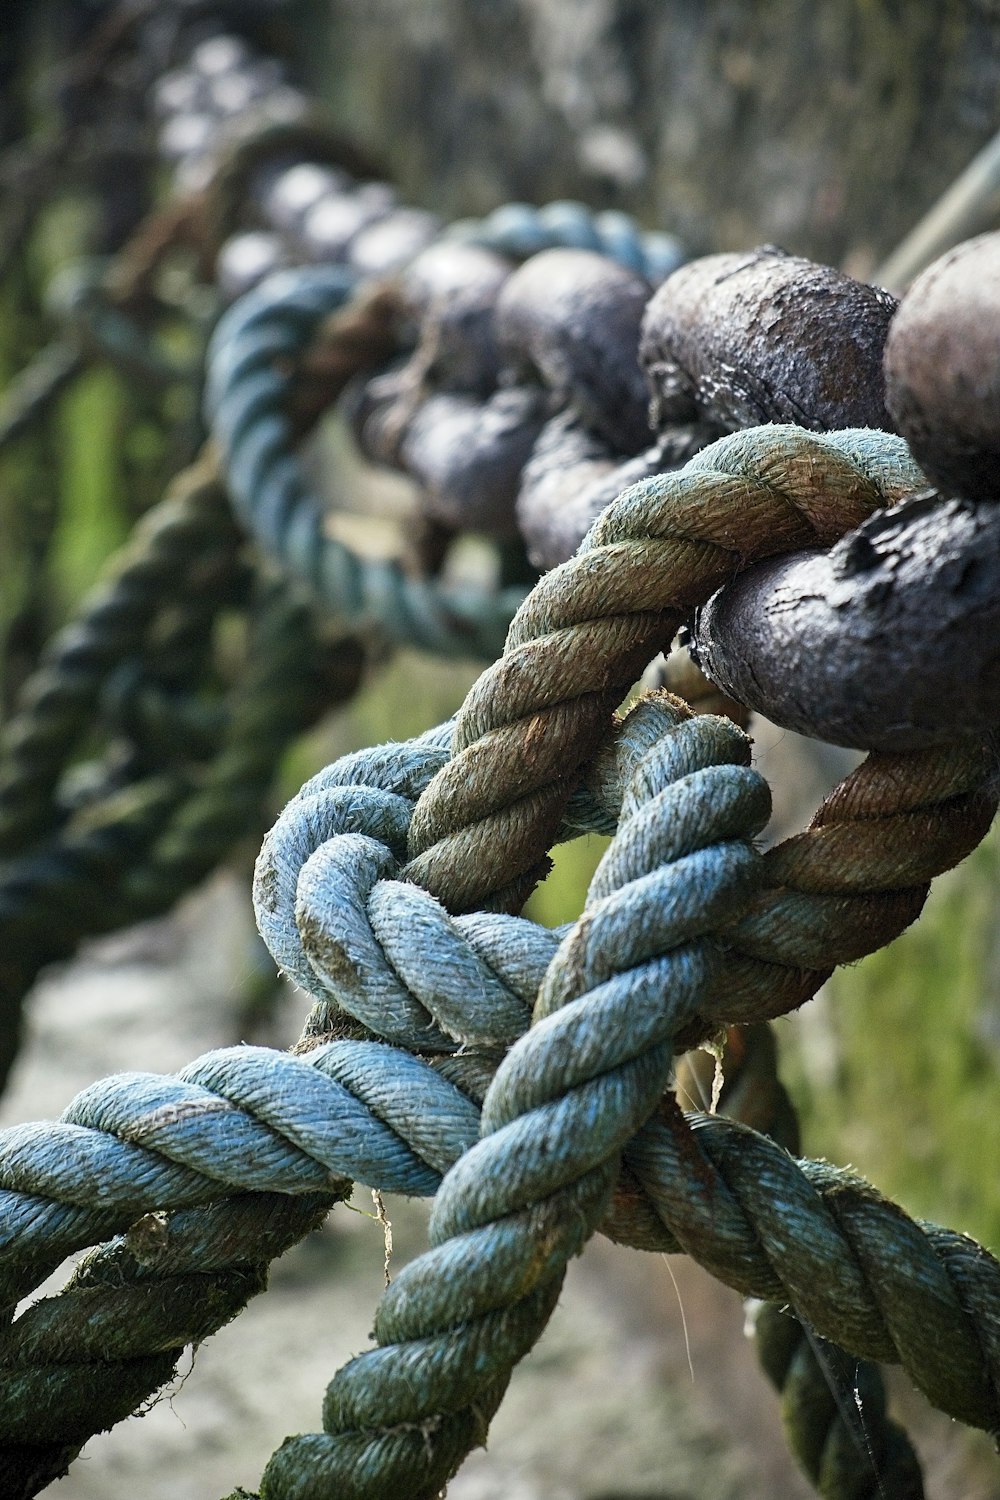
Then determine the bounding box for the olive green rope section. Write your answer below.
[678,1027,925,1499]
[705,736,997,1031]
[0,1193,339,1499]
[0,539,366,1086]
[0,452,238,859]
[403,426,927,913]
[754,1303,925,1500]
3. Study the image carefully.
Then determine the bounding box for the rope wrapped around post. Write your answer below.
[691,231,1000,751]
[205,264,528,659]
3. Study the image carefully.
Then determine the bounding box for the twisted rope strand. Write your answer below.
[0,1193,336,1499]
[206,266,526,659]
[710,735,997,1023]
[622,1101,1000,1433]
[678,1025,925,1498]
[254,699,770,1499]
[0,699,729,1489]
[403,426,926,911]
[446,198,685,282]
[0,454,235,859]
[753,1302,925,1500]
[2,700,998,1491]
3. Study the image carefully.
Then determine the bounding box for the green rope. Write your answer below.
[0,455,238,859]
[678,1025,925,1499]
[0,564,365,1088]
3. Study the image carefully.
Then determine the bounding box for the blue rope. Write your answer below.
[257,696,768,1496]
[0,700,752,1310]
[447,198,686,282]
[206,201,687,658]
[205,267,526,659]
[5,698,1000,1480]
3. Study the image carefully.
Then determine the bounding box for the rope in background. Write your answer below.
[677,1027,925,1499]
[0,42,700,1087]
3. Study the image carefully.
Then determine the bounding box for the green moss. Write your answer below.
[279,648,480,800]
[50,364,129,610]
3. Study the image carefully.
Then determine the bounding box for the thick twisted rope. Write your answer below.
[752,1302,924,1499]
[0,711,643,1491]
[0,698,768,1492]
[251,773,1000,1492]
[254,703,768,1499]
[0,1193,338,1499]
[678,1026,925,1499]
[446,198,685,282]
[0,454,236,859]
[402,424,932,911]
[205,265,528,659]
[619,1100,1000,1431]
[204,195,694,657]
[2,695,998,1493]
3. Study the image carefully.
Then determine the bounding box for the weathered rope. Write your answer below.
[402,423,932,912]
[2,689,997,1493]
[256,701,768,1499]
[619,1101,1000,1430]
[2,23,996,1500]
[677,1027,925,1499]
[249,761,1000,1492]
[0,547,364,1088]
[752,1301,925,1500]
[0,455,236,860]
[206,265,527,658]
[446,197,685,281]
[0,697,769,1493]
[0,1194,338,1500]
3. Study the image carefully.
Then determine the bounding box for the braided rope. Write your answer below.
[205,265,527,658]
[0,572,363,1088]
[678,1026,925,1499]
[753,1302,925,1500]
[403,424,931,911]
[0,698,768,1488]
[0,455,235,859]
[447,198,685,282]
[621,1101,1000,1431]
[2,46,995,1492]
[252,759,1000,1493]
[3,691,998,1493]
[0,1194,337,1499]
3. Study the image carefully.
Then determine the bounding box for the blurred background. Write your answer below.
[2,2,1000,1497]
